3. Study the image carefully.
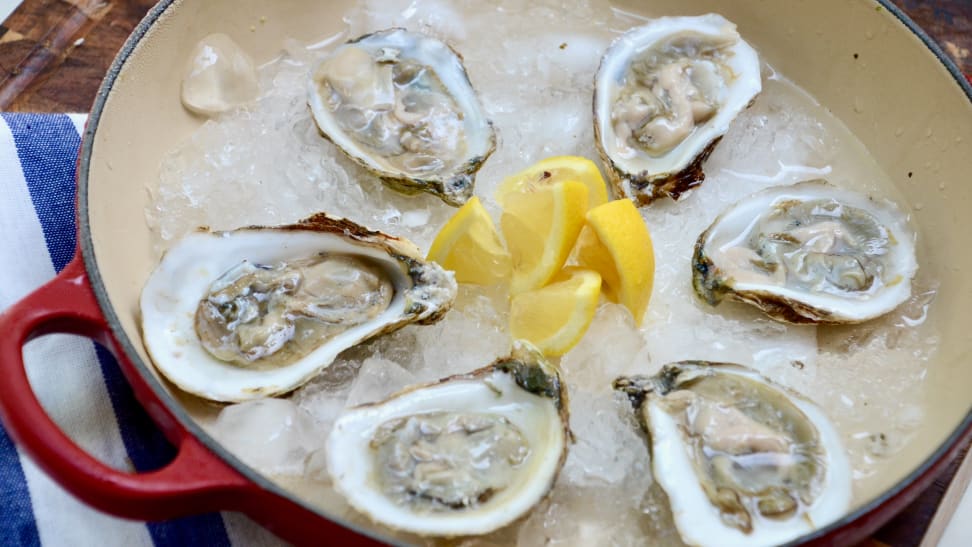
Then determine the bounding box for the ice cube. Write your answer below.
[181,34,259,117]
[516,483,654,547]
[210,398,317,475]
[345,357,417,407]
[560,391,651,495]
[561,303,650,389]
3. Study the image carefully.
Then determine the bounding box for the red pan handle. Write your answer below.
[0,254,253,520]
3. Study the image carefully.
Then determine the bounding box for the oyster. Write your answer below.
[614,362,851,547]
[693,180,918,323]
[593,14,761,205]
[308,28,496,206]
[139,213,457,402]
[326,342,568,536]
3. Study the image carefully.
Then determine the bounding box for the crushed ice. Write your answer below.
[153,0,940,544]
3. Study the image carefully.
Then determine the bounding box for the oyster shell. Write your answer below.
[139,213,457,402]
[308,28,496,206]
[614,362,852,547]
[693,180,918,323]
[593,14,761,205]
[326,342,569,537]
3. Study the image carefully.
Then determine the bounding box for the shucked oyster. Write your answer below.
[326,342,569,537]
[693,180,918,323]
[614,362,851,547]
[308,29,496,206]
[594,15,761,205]
[139,213,456,402]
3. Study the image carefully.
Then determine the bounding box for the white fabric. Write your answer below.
[0,114,295,546]
[0,116,154,545]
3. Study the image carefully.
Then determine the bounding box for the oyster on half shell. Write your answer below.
[693,180,918,324]
[594,14,761,205]
[326,342,569,537]
[139,213,457,402]
[614,362,852,547]
[308,28,496,206]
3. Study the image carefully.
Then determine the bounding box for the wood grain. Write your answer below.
[0,0,970,111]
[0,1,968,545]
[872,442,972,546]
[896,0,972,76]
[921,444,972,547]
[0,0,156,111]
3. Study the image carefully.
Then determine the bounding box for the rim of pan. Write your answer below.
[75,0,972,544]
[75,1,385,541]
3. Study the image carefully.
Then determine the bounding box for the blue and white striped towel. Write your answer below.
[0,114,286,547]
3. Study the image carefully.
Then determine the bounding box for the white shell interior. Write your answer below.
[140,229,421,402]
[79,0,972,541]
[647,367,853,547]
[325,368,566,536]
[699,181,918,322]
[594,14,762,180]
[307,28,495,181]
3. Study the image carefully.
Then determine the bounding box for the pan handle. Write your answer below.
[0,254,253,520]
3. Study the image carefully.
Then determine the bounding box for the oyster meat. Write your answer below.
[326,342,569,537]
[139,213,457,402]
[615,362,852,547]
[308,28,496,206]
[693,180,918,323]
[594,14,761,205]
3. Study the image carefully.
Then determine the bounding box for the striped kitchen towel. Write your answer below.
[0,114,286,547]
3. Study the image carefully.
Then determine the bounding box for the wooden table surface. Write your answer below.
[0,0,969,545]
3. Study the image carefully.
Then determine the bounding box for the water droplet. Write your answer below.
[865,30,875,39]
[939,182,946,191]
[925,127,934,138]
[915,203,924,211]
[853,97,865,113]
[894,127,904,137]
[956,136,964,144]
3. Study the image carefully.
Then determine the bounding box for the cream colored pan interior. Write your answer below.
[79,0,972,538]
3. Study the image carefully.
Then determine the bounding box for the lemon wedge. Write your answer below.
[501,180,589,294]
[510,268,602,356]
[495,156,609,211]
[574,199,655,326]
[427,196,511,285]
